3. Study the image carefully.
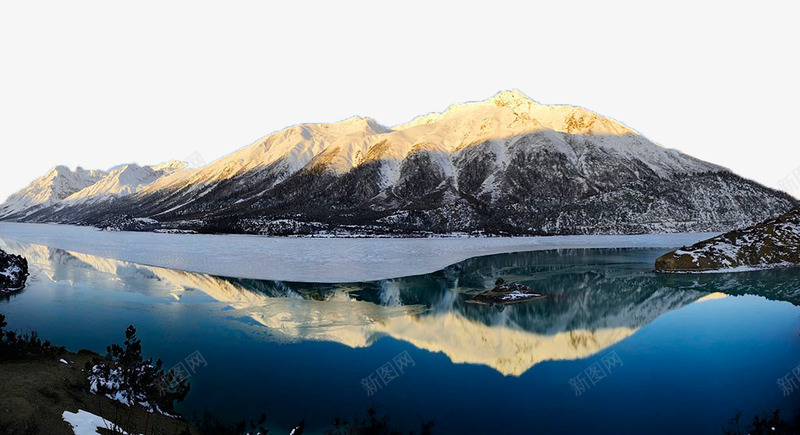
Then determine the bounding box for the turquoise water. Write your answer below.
[1,238,799,434]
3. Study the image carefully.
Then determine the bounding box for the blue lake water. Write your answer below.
[1,237,799,434]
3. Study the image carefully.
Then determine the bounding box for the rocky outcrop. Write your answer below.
[0,249,29,291]
[655,207,800,272]
[466,278,545,305]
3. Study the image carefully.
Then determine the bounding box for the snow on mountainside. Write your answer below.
[148,160,187,174]
[2,90,797,235]
[655,206,800,272]
[143,90,715,196]
[0,166,107,218]
[64,161,187,204]
[0,161,186,218]
[393,90,698,176]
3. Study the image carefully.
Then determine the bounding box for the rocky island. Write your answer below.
[655,207,800,273]
[0,248,28,292]
[466,278,545,305]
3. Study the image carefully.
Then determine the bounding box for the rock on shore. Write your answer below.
[655,207,800,273]
[0,249,29,291]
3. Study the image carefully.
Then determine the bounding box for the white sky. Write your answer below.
[1,1,798,202]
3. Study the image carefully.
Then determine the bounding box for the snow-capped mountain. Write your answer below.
[63,161,186,205]
[0,166,107,219]
[0,161,185,218]
[3,90,797,235]
[136,90,716,200]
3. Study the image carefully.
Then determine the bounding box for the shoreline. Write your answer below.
[0,348,199,435]
[656,262,800,274]
[0,222,716,283]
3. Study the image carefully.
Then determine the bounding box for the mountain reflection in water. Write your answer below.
[2,238,798,377]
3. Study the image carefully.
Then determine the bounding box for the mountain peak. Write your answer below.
[321,116,390,135]
[49,165,72,176]
[110,164,134,173]
[114,164,150,175]
[341,115,371,124]
[339,116,386,130]
[486,89,537,109]
[397,90,540,130]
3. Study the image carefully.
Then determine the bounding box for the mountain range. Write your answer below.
[1,90,796,236]
[0,162,185,218]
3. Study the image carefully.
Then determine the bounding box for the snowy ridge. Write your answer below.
[64,162,186,204]
[0,161,186,218]
[0,166,106,218]
[139,117,390,195]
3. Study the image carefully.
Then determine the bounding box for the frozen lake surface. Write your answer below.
[0,222,715,282]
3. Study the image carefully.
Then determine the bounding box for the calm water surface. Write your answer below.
[1,237,799,434]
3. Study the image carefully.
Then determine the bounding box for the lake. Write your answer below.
[1,236,799,434]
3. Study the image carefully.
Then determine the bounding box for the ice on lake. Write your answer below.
[0,223,715,282]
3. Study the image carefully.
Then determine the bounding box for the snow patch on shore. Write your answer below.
[62,409,134,435]
[661,262,799,274]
